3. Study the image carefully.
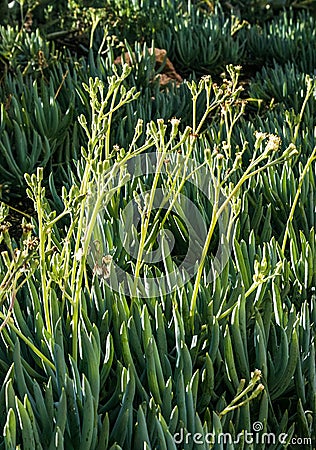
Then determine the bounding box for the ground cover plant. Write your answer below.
[0,1,315,449]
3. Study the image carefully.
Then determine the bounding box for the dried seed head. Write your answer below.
[0,222,11,233]
[102,255,112,265]
[93,255,112,279]
[75,248,84,261]
[170,118,180,127]
[254,131,267,141]
[254,131,268,150]
[265,134,281,153]
[25,236,39,251]
[22,223,35,234]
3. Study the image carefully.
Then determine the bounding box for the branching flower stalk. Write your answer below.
[69,71,151,362]
[160,67,244,227]
[134,69,243,276]
[69,75,129,361]
[26,168,68,337]
[23,68,146,363]
[132,119,170,293]
[0,220,54,368]
[220,66,246,158]
[221,99,246,158]
[35,169,52,336]
[219,369,264,418]
[244,262,282,299]
[292,75,316,144]
[132,121,193,289]
[189,135,298,328]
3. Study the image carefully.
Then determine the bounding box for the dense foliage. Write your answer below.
[0,1,315,449]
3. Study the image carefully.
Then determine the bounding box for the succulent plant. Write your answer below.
[0,3,315,449]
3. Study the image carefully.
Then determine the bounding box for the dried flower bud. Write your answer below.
[251,369,262,380]
[282,143,298,159]
[170,117,180,139]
